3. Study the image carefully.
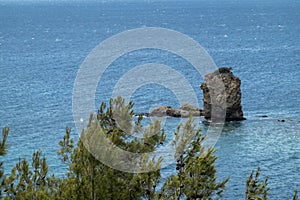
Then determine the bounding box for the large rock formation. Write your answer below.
[149,104,203,118]
[200,67,245,121]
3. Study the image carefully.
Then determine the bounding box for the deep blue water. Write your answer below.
[0,0,300,199]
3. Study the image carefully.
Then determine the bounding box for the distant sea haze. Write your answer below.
[0,0,299,199]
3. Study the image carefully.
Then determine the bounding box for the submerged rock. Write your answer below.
[258,115,268,118]
[200,67,246,122]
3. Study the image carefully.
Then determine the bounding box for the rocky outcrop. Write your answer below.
[149,106,181,117]
[179,103,203,117]
[140,67,245,121]
[200,67,245,121]
[149,104,203,118]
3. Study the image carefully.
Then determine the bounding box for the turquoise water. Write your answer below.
[0,0,299,199]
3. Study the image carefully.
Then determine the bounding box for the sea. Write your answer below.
[0,0,299,199]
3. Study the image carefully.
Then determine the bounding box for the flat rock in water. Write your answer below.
[149,104,204,118]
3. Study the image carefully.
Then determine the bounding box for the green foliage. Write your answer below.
[57,127,74,163]
[56,97,164,200]
[2,151,58,200]
[245,167,269,200]
[0,127,9,156]
[0,98,298,199]
[159,118,229,199]
[0,127,10,198]
[291,190,298,200]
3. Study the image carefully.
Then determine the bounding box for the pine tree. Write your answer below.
[0,127,9,198]
[159,117,229,199]
[2,150,58,200]
[0,97,298,199]
[245,167,269,200]
[292,190,298,200]
[57,97,164,199]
